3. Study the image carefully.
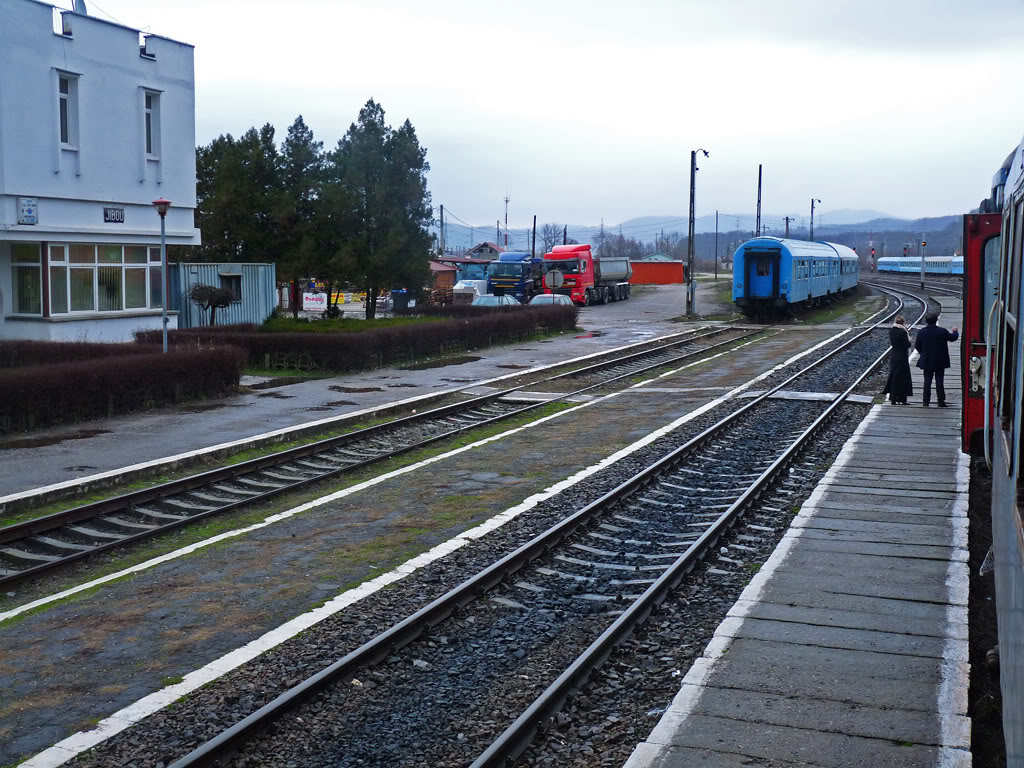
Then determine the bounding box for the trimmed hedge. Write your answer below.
[0,339,161,368]
[135,305,579,372]
[0,347,246,432]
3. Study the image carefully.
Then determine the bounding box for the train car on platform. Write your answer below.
[964,132,1024,765]
[876,255,964,275]
[732,237,858,314]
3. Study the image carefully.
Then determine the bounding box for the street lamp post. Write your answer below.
[152,198,171,353]
[809,198,821,241]
[687,148,709,317]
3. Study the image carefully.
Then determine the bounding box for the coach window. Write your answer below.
[998,200,1021,440]
[756,259,769,277]
[982,235,1001,343]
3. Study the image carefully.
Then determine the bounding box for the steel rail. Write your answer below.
[468,284,930,768]
[866,276,963,298]
[0,327,757,586]
[163,291,911,768]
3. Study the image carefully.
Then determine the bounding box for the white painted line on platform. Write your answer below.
[0,327,711,508]
[938,447,972,760]
[14,326,854,768]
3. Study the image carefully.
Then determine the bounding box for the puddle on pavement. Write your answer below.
[388,383,419,388]
[245,376,316,391]
[330,385,384,393]
[0,429,111,451]
[402,355,483,371]
[441,377,475,383]
[325,400,358,406]
[257,391,295,399]
[574,330,604,338]
[64,465,98,472]
[180,402,227,414]
[496,364,530,369]
[307,406,333,412]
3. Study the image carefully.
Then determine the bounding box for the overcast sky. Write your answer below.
[64,0,1024,228]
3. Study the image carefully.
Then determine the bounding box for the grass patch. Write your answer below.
[241,367,335,379]
[160,675,185,686]
[0,401,573,619]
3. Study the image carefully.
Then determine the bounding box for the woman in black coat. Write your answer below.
[883,315,913,405]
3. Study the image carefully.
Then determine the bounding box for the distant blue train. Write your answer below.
[876,255,963,275]
[733,237,859,312]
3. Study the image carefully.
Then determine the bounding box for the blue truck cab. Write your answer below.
[486,251,544,301]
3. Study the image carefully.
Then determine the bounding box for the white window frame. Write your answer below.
[144,90,161,160]
[57,73,79,150]
[49,243,165,315]
[10,244,43,316]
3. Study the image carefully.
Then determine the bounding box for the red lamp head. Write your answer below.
[152,198,171,217]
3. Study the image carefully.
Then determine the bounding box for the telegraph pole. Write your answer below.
[563,225,567,245]
[687,148,708,317]
[755,164,762,239]
[496,220,500,245]
[532,215,537,257]
[439,204,445,254]
[784,215,793,238]
[714,210,719,281]
[809,198,820,241]
[504,194,510,248]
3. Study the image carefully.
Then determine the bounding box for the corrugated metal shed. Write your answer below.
[169,262,277,328]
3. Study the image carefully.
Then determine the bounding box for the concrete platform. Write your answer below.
[625,317,971,767]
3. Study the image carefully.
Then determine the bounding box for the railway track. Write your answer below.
[132,287,927,768]
[867,275,963,298]
[0,326,759,587]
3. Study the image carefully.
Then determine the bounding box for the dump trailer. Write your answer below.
[542,244,632,306]
[486,252,544,302]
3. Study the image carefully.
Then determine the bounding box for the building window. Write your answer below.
[50,245,68,314]
[144,91,160,158]
[44,244,166,314]
[11,244,42,314]
[58,75,78,147]
[220,274,242,302]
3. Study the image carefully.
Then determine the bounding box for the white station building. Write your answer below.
[0,0,199,341]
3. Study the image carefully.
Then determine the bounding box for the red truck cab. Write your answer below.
[543,244,595,305]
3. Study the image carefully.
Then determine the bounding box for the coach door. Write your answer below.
[745,249,781,298]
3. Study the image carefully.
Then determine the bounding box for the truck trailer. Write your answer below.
[542,244,632,306]
[486,252,545,302]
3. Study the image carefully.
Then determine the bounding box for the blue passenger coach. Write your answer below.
[733,237,859,312]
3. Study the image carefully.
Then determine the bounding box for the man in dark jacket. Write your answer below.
[914,313,959,407]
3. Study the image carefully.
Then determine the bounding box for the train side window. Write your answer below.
[999,201,1021,438]
[982,235,1001,343]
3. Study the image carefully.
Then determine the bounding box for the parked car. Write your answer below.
[528,294,574,306]
[470,295,521,307]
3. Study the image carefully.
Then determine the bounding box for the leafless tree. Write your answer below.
[540,222,562,254]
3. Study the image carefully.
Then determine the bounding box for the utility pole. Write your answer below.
[714,210,719,281]
[563,224,567,245]
[439,204,445,254]
[532,214,537,257]
[755,164,762,240]
[496,220,500,245]
[784,216,793,238]
[809,198,820,241]
[599,218,605,252]
[687,148,708,317]
[504,194,510,248]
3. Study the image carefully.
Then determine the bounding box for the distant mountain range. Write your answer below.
[437,210,960,252]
